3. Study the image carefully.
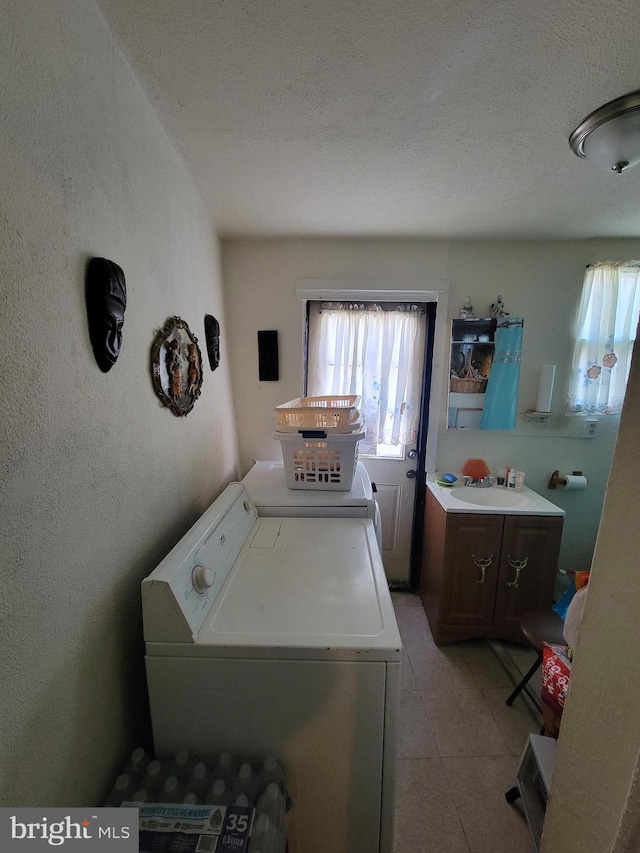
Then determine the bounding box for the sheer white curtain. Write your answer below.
[307,303,425,455]
[567,262,640,414]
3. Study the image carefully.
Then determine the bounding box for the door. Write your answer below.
[306,301,432,583]
[494,515,564,633]
[442,513,504,626]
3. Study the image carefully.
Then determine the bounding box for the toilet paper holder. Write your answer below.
[548,469,583,489]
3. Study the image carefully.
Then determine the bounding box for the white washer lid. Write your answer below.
[191,516,400,661]
[242,460,373,507]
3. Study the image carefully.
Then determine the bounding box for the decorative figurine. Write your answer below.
[167,339,183,401]
[204,314,221,371]
[490,295,508,318]
[460,297,474,319]
[85,257,127,373]
[187,342,201,394]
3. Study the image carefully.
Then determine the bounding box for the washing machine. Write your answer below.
[241,460,382,552]
[141,483,401,853]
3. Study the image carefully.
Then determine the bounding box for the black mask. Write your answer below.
[204,314,220,371]
[86,258,127,373]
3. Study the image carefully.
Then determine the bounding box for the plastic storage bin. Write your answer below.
[275,395,360,430]
[274,430,365,491]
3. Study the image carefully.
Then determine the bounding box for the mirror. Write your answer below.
[448,318,495,429]
[150,316,203,416]
[448,317,524,430]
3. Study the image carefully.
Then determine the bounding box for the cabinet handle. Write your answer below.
[472,555,493,585]
[506,556,529,589]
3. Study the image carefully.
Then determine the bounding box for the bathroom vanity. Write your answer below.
[420,479,565,645]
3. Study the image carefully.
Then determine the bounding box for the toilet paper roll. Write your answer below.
[560,473,588,491]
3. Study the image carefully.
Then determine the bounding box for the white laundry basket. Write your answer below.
[274,430,365,491]
[275,395,360,430]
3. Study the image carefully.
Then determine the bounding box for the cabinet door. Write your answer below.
[441,514,504,626]
[494,515,564,633]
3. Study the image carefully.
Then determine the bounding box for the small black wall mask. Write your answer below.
[86,257,127,373]
[204,314,221,371]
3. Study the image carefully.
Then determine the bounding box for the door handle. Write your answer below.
[407,449,418,459]
[506,556,529,588]
[406,469,417,479]
[472,555,493,585]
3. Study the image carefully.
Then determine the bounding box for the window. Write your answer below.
[306,302,425,458]
[567,262,640,414]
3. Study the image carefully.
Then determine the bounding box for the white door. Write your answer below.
[307,302,428,583]
[360,452,418,582]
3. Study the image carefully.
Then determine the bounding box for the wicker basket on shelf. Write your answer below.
[450,350,487,393]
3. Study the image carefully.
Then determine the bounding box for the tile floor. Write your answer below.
[391,591,540,853]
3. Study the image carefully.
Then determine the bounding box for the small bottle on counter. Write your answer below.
[507,469,517,489]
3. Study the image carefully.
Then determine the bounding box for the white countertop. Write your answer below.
[426,475,565,516]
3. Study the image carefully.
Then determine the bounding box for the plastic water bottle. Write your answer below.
[183,792,198,805]
[105,774,133,806]
[157,775,185,803]
[124,747,149,782]
[170,750,193,783]
[249,813,285,852]
[187,762,209,799]
[131,788,151,803]
[259,757,284,790]
[213,752,236,784]
[233,763,259,804]
[250,813,271,847]
[257,782,285,825]
[205,779,230,806]
[141,760,164,798]
[234,793,250,807]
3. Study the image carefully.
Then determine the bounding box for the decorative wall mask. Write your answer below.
[150,317,203,416]
[204,314,221,371]
[86,257,127,372]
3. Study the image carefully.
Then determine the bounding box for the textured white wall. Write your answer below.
[0,0,238,805]
[222,237,640,574]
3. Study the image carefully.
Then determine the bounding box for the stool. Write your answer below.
[505,608,565,707]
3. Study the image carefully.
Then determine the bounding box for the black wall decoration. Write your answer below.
[86,257,127,372]
[258,330,279,381]
[204,314,221,371]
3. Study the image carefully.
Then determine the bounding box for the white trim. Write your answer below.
[295,278,447,302]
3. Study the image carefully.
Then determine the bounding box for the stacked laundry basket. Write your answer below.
[273,395,364,491]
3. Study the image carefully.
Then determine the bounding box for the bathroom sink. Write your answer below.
[427,477,565,516]
[448,487,528,507]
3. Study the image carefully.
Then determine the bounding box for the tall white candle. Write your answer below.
[536,364,556,412]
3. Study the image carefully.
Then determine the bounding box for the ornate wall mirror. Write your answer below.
[150,316,203,416]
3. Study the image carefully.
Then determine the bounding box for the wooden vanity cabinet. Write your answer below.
[420,490,563,645]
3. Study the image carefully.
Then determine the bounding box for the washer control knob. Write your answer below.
[192,565,214,594]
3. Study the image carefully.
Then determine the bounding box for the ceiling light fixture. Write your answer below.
[569,90,640,174]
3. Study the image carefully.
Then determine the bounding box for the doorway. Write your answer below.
[306,300,436,584]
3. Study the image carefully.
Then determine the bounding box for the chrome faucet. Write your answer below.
[463,475,493,488]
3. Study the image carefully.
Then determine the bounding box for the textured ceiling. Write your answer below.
[96,0,640,239]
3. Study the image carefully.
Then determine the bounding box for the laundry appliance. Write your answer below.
[241,460,382,551]
[141,483,401,853]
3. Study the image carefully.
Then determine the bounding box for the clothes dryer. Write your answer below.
[242,460,382,551]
